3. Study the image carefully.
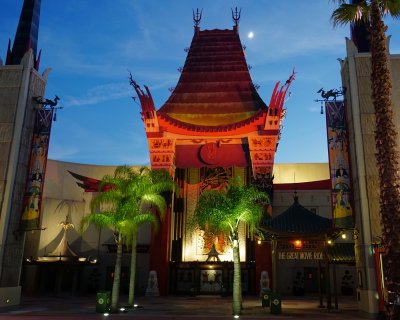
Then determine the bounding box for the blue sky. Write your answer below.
[1,1,399,166]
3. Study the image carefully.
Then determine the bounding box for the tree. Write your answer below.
[190,178,269,315]
[331,1,400,318]
[80,166,177,312]
[124,167,177,307]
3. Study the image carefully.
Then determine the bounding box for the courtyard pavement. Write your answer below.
[0,294,369,320]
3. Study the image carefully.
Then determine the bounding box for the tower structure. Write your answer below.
[0,0,50,306]
[340,29,400,316]
[131,12,294,294]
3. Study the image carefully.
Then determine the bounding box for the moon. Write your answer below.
[248,31,254,39]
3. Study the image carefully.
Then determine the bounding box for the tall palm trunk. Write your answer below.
[370,0,400,317]
[110,233,123,312]
[232,239,241,315]
[128,232,138,307]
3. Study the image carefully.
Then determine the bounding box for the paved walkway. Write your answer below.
[0,294,368,319]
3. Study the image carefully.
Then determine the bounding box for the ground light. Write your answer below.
[233,315,240,319]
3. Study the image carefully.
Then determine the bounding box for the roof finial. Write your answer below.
[231,7,241,31]
[193,8,202,34]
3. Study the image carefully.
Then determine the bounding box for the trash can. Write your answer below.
[270,293,281,314]
[261,288,271,307]
[96,291,110,313]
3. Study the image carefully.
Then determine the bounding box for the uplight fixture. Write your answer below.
[294,240,302,250]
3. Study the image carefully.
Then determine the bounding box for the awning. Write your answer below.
[327,242,355,264]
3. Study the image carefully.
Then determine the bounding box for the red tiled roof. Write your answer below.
[158,28,267,126]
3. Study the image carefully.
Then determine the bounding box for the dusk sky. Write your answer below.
[1,1,399,166]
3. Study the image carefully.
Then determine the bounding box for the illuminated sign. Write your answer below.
[278,251,324,260]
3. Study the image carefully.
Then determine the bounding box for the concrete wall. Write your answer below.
[23,160,151,294]
[0,51,47,306]
[340,37,400,316]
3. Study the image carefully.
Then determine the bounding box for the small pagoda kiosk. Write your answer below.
[130,10,294,295]
[261,195,354,309]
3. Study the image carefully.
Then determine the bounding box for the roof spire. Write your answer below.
[193,8,202,34]
[8,0,41,68]
[231,7,241,33]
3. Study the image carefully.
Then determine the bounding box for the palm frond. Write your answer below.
[79,211,117,232]
[141,194,167,218]
[382,0,400,18]
[81,165,176,247]
[331,2,370,26]
[191,179,268,242]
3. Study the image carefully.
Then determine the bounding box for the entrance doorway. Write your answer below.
[304,267,326,294]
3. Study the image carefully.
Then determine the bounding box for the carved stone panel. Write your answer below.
[249,137,276,150]
[149,138,174,153]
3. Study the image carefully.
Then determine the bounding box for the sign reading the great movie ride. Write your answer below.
[325,100,354,229]
[278,251,324,260]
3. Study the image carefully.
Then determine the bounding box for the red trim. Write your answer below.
[274,179,331,190]
[156,110,266,136]
[146,132,163,138]
[175,144,248,168]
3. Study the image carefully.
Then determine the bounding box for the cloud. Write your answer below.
[48,144,80,160]
[309,105,323,113]
[62,82,131,108]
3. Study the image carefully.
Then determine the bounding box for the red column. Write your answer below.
[255,242,272,294]
[149,208,171,295]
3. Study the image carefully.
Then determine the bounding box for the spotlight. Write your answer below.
[294,240,302,250]
[341,234,347,239]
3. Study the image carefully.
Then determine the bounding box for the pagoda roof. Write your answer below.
[158,28,267,127]
[261,196,332,238]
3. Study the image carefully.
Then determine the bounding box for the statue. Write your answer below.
[317,88,345,101]
[33,95,60,109]
[260,270,270,296]
[145,270,160,296]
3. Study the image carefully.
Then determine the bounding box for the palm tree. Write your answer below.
[331,1,400,317]
[190,178,269,315]
[80,166,177,312]
[123,167,177,307]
